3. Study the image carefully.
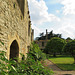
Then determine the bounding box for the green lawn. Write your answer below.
[49,56,75,71]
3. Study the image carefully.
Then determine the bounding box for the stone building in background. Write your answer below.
[35,29,61,50]
[35,29,48,50]
[0,0,34,60]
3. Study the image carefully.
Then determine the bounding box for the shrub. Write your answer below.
[0,42,53,75]
[29,42,46,61]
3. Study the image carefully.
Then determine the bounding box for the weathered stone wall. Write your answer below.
[0,0,32,60]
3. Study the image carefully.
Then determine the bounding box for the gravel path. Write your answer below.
[44,59,75,75]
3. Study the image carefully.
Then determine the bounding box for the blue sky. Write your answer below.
[28,0,75,39]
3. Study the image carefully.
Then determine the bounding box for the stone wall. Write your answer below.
[0,0,32,60]
[35,40,48,50]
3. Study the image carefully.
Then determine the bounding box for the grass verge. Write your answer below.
[49,56,75,71]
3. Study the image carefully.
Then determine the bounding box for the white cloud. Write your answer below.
[57,25,75,39]
[56,10,60,13]
[56,0,75,38]
[28,0,75,39]
[28,0,60,38]
[28,0,60,25]
[31,25,43,38]
[50,16,75,39]
[61,0,75,15]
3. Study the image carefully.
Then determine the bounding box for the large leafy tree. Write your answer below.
[45,37,66,57]
[66,37,72,42]
[64,40,75,64]
[39,32,44,37]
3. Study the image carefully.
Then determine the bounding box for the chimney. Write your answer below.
[46,29,48,40]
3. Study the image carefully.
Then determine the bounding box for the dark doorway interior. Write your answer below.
[10,40,19,61]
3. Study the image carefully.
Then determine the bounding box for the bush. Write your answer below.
[0,42,53,75]
[29,42,46,61]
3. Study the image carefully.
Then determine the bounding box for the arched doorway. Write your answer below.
[10,40,19,61]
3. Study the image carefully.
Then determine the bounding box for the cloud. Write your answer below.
[56,0,75,38]
[56,10,60,13]
[28,0,60,38]
[56,25,75,39]
[28,0,75,39]
[45,0,75,39]
[50,15,75,39]
[61,0,75,15]
[31,25,42,38]
[46,0,61,4]
[28,0,60,25]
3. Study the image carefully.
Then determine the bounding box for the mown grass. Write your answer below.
[49,56,75,71]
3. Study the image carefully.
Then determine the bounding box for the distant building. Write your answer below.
[35,29,61,50]
[35,40,49,50]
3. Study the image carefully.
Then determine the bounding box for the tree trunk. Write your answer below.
[74,57,75,64]
[53,52,56,57]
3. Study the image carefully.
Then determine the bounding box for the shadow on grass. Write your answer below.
[49,55,73,59]
[57,64,75,71]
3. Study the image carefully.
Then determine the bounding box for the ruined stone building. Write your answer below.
[0,0,34,60]
[35,29,48,50]
[35,29,61,50]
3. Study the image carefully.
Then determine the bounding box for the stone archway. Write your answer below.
[10,40,19,61]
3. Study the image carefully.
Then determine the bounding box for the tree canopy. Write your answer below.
[36,30,62,41]
[66,37,72,42]
[44,37,66,57]
[64,40,75,64]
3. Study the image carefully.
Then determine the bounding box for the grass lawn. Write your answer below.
[49,56,75,71]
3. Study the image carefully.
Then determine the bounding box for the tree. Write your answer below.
[44,37,66,57]
[35,37,39,40]
[64,40,75,64]
[49,30,53,36]
[39,32,44,37]
[66,37,72,42]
